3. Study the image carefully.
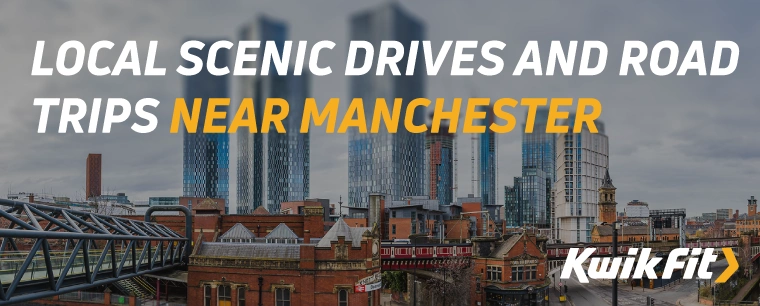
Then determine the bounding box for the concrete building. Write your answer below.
[553,116,609,243]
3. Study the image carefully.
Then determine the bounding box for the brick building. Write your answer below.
[188,216,381,306]
[470,233,550,306]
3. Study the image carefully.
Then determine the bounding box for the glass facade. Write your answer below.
[504,167,547,228]
[237,16,310,214]
[554,116,608,243]
[514,107,555,228]
[480,107,497,206]
[425,130,455,206]
[148,197,180,206]
[182,39,229,212]
[504,179,521,227]
[347,4,426,208]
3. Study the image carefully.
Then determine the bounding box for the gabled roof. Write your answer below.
[317,218,371,248]
[266,223,298,240]
[252,206,270,215]
[490,233,524,258]
[219,223,256,241]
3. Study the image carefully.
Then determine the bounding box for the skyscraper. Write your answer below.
[237,16,310,214]
[504,167,548,228]
[554,116,609,243]
[504,107,555,229]
[348,3,426,208]
[86,153,101,199]
[425,126,455,207]
[182,39,230,212]
[480,107,497,206]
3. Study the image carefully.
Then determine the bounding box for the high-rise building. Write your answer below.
[182,39,230,212]
[425,126,455,207]
[506,108,555,229]
[504,167,548,228]
[236,16,310,214]
[554,116,609,243]
[480,107,497,206]
[347,3,426,208]
[86,153,102,199]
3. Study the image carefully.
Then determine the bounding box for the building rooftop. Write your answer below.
[197,242,301,259]
[219,223,256,241]
[317,218,371,248]
[266,223,298,240]
[252,206,270,215]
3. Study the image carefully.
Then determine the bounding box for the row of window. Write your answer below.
[485,265,538,282]
[202,285,349,306]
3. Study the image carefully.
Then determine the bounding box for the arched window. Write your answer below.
[276,288,291,306]
[238,287,245,306]
[218,285,231,306]
[338,289,348,306]
[204,285,211,306]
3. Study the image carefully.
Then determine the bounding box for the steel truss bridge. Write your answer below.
[0,199,190,305]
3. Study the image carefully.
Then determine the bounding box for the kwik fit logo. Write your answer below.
[560,247,738,283]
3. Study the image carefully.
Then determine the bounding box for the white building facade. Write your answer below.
[553,119,609,243]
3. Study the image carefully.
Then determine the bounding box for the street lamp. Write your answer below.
[612,221,620,306]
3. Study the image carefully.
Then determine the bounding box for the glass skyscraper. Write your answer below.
[519,107,555,228]
[554,115,609,243]
[348,3,426,208]
[425,129,455,207]
[480,107,497,206]
[182,39,230,212]
[504,167,548,228]
[237,16,310,214]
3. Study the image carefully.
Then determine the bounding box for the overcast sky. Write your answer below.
[1,1,759,216]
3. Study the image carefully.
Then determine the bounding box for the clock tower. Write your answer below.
[598,168,617,224]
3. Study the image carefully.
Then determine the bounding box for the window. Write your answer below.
[487,266,502,281]
[204,285,211,306]
[512,266,523,281]
[392,225,396,234]
[392,211,396,218]
[526,265,537,280]
[338,289,348,306]
[276,288,291,306]
[475,277,481,292]
[238,287,245,306]
[218,285,231,306]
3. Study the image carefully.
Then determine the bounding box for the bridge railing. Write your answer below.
[0,199,189,305]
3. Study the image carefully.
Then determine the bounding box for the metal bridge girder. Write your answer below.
[0,199,189,305]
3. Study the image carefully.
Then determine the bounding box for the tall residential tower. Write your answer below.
[182,38,230,212]
[425,125,455,207]
[237,16,310,214]
[553,116,609,243]
[347,3,426,207]
[479,107,497,206]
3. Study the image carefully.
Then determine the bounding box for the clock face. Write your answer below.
[372,240,379,255]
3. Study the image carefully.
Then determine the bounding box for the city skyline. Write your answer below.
[1,1,759,216]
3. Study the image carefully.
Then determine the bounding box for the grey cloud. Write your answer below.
[1,0,759,215]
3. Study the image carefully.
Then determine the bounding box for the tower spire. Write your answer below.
[601,168,615,189]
